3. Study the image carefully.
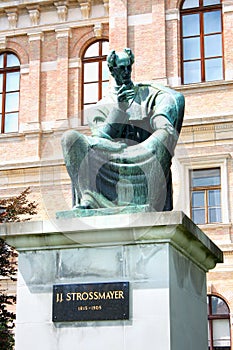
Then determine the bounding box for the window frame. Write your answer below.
[180,0,224,85]
[81,39,109,125]
[178,154,230,224]
[190,167,221,224]
[207,294,231,350]
[0,51,20,134]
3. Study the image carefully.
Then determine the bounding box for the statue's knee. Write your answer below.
[61,130,88,154]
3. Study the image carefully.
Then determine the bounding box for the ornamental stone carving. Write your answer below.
[5,8,18,29]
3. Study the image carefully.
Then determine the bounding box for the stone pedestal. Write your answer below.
[0,211,223,350]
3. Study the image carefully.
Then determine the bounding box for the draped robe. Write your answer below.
[62,83,184,211]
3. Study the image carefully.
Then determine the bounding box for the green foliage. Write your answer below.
[0,188,37,349]
[0,187,37,223]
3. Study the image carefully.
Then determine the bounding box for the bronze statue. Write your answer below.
[61,48,184,211]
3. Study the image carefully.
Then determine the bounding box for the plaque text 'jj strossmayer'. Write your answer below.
[52,282,129,322]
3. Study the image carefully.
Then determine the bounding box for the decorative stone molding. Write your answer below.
[27,7,40,26]
[78,0,91,19]
[223,1,233,13]
[5,8,18,29]
[28,32,44,42]
[69,57,81,69]
[94,23,103,38]
[54,1,69,22]
[20,64,30,75]
[0,37,7,50]
[55,28,72,39]
[103,0,109,16]
[165,9,179,21]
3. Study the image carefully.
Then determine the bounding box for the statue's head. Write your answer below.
[107,48,135,86]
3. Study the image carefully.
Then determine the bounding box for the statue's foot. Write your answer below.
[73,201,92,210]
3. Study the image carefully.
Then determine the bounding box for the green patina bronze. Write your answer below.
[61,48,185,215]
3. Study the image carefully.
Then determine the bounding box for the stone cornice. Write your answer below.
[0,0,104,12]
[183,114,233,127]
[175,80,233,95]
[0,17,109,39]
[0,211,223,272]
[182,121,233,132]
[0,0,109,36]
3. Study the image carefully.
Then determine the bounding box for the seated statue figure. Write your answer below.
[61,48,184,212]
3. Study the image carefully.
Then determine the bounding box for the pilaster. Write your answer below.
[108,0,128,50]
[152,0,167,81]
[27,32,43,131]
[55,28,71,128]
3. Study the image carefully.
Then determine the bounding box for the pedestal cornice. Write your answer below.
[0,211,223,272]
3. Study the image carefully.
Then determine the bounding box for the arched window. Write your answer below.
[81,40,109,125]
[180,0,223,84]
[0,52,20,133]
[208,294,231,350]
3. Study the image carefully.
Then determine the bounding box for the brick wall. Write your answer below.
[0,0,233,344]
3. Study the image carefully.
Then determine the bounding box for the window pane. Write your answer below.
[182,14,200,36]
[204,11,221,34]
[192,208,205,224]
[102,81,109,98]
[204,35,222,57]
[6,72,20,92]
[0,75,2,93]
[213,319,230,347]
[208,189,221,206]
[84,83,98,104]
[83,104,95,125]
[0,54,3,68]
[211,296,230,315]
[4,112,18,133]
[209,207,221,223]
[205,58,223,81]
[6,54,20,67]
[102,41,109,56]
[0,114,1,132]
[203,0,220,6]
[192,191,204,207]
[102,61,109,80]
[0,94,2,111]
[192,169,220,187]
[5,92,19,112]
[183,37,200,60]
[84,62,99,83]
[184,61,201,84]
[84,42,99,58]
[182,0,199,9]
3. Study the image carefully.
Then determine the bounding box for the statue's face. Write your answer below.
[111,54,132,86]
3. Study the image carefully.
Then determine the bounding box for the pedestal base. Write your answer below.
[0,211,223,350]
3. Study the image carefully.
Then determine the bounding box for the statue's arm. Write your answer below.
[91,85,134,140]
[94,106,129,139]
[149,90,183,138]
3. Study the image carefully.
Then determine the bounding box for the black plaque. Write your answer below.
[52,282,129,322]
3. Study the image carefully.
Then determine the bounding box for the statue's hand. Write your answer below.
[117,85,135,111]
[91,137,127,153]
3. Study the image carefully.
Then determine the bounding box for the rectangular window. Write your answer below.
[181,1,223,84]
[0,52,20,133]
[190,168,222,224]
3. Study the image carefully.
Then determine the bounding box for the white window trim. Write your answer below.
[177,153,231,224]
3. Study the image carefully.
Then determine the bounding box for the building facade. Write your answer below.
[0,0,232,348]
